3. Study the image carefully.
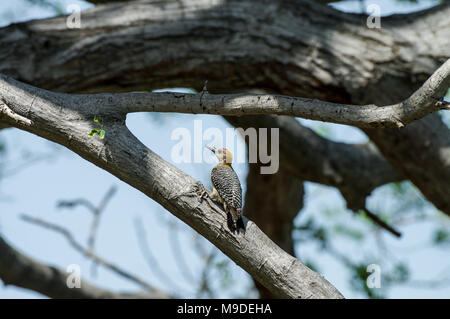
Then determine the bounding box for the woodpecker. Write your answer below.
[206,145,244,232]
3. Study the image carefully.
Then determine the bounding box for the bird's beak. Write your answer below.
[205,145,216,153]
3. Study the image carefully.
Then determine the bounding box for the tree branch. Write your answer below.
[225,115,404,218]
[1,0,447,98]
[3,59,447,129]
[66,57,449,128]
[229,115,402,238]
[134,217,192,295]
[20,214,164,295]
[359,208,401,238]
[57,186,118,270]
[0,235,168,299]
[1,73,407,235]
[0,73,343,299]
[363,114,450,216]
[0,122,11,130]
[1,0,448,214]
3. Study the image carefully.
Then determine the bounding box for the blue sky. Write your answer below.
[0,0,449,299]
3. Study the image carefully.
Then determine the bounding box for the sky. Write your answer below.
[0,0,449,299]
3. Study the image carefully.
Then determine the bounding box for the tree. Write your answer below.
[0,0,449,299]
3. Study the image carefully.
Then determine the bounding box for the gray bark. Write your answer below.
[0,74,344,299]
[226,115,403,213]
[2,0,447,97]
[228,116,305,297]
[1,0,449,299]
[0,0,448,214]
[65,67,449,128]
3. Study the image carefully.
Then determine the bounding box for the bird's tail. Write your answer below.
[236,216,245,233]
[235,208,245,233]
[226,208,245,233]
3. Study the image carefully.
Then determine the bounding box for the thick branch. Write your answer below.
[1,0,448,99]
[3,0,449,213]
[0,0,448,214]
[20,214,161,294]
[1,78,445,129]
[363,114,450,215]
[227,114,402,237]
[0,74,343,299]
[71,57,450,128]
[0,235,168,299]
[0,73,405,214]
[226,115,403,214]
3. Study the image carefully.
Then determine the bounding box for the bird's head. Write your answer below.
[206,145,233,165]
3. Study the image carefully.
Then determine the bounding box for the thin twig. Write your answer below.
[56,185,118,276]
[168,221,198,284]
[57,198,96,212]
[196,247,217,298]
[133,216,190,296]
[358,208,402,238]
[20,214,158,293]
[0,234,169,299]
[88,186,117,254]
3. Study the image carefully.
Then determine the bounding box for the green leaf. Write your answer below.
[433,229,450,245]
[99,130,106,139]
[88,129,99,136]
[94,115,99,124]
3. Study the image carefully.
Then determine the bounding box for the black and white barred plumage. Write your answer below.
[211,164,244,232]
[211,165,242,210]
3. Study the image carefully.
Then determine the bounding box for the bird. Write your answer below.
[206,145,245,232]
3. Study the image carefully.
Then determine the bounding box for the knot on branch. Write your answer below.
[0,99,32,126]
